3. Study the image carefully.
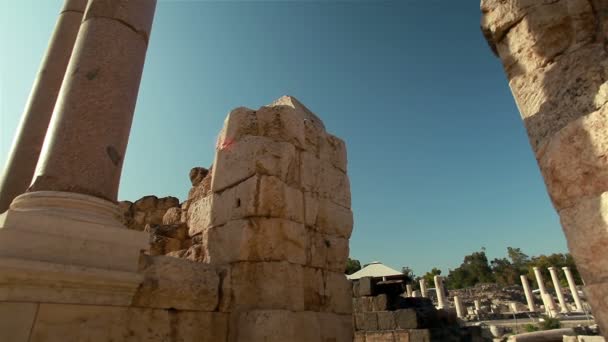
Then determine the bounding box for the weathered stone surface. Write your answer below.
[0,302,38,342]
[359,277,375,297]
[119,195,180,231]
[303,266,326,311]
[395,309,418,329]
[205,218,307,265]
[560,192,608,286]
[233,310,321,342]
[317,312,353,342]
[365,331,395,342]
[320,133,348,172]
[257,175,304,223]
[257,101,307,149]
[230,261,305,311]
[359,312,378,331]
[308,230,349,272]
[377,310,396,330]
[316,197,354,238]
[189,166,209,186]
[355,332,367,342]
[301,152,351,208]
[373,294,390,312]
[394,330,410,342]
[324,271,353,314]
[537,106,608,210]
[162,207,182,225]
[211,135,296,192]
[133,255,219,311]
[409,329,431,342]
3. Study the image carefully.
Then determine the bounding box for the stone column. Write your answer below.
[549,267,569,313]
[420,279,428,298]
[0,0,156,275]
[481,0,608,333]
[406,284,413,297]
[563,267,584,312]
[0,0,87,213]
[411,290,420,298]
[534,267,558,317]
[454,296,464,318]
[520,275,536,312]
[434,275,447,309]
[474,300,481,312]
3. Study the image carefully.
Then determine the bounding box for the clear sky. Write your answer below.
[0,0,568,277]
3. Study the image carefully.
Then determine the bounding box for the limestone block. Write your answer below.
[316,197,354,238]
[269,95,327,150]
[230,261,304,311]
[304,192,320,226]
[317,312,353,342]
[0,302,38,342]
[217,107,258,148]
[301,152,351,208]
[355,332,367,342]
[257,100,307,149]
[360,296,374,312]
[353,280,361,298]
[409,329,431,342]
[257,175,304,223]
[233,310,321,342]
[324,271,353,314]
[303,266,325,311]
[365,331,395,342]
[508,44,608,151]
[537,106,608,210]
[320,133,348,172]
[394,330,410,342]
[162,207,182,225]
[359,312,378,331]
[146,223,188,240]
[204,218,307,265]
[373,294,390,311]
[376,311,396,330]
[148,234,182,256]
[133,255,219,311]
[395,309,418,329]
[308,230,349,272]
[559,192,608,284]
[211,135,296,192]
[187,176,257,235]
[359,277,375,296]
[29,304,170,342]
[172,311,229,342]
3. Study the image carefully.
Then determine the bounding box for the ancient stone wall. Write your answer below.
[481,0,608,335]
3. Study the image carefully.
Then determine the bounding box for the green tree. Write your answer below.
[446,250,494,289]
[401,266,415,283]
[421,268,442,290]
[345,258,361,275]
[491,257,519,286]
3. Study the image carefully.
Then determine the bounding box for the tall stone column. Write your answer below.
[563,267,584,312]
[434,275,447,309]
[0,0,157,301]
[481,0,608,333]
[520,275,537,312]
[420,279,428,298]
[454,296,464,318]
[406,284,413,297]
[0,0,87,213]
[533,267,558,317]
[549,267,569,313]
[474,300,481,312]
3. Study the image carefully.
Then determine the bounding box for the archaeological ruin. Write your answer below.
[1,0,608,341]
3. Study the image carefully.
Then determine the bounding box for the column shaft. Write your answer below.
[0,0,87,212]
[419,279,427,298]
[563,267,583,312]
[434,275,447,309]
[520,275,536,312]
[549,267,569,313]
[454,296,464,318]
[28,0,157,202]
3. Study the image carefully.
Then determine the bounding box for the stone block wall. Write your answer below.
[352,277,484,342]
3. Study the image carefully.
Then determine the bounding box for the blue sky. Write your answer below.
[0,0,568,276]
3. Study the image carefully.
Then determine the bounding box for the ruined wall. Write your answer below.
[481,0,608,334]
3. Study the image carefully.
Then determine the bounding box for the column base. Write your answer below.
[0,191,148,273]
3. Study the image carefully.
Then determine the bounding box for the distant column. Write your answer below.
[534,267,558,317]
[563,267,583,312]
[454,296,464,318]
[419,279,428,298]
[548,267,569,313]
[411,290,420,298]
[520,275,537,312]
[434,275,447,309]
[406,284,413,297]
[0,0,88,213]
[474,300,481,312]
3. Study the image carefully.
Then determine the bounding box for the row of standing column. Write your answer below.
[521,266,583,315]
